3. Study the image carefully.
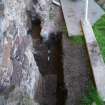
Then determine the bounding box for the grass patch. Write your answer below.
[63,14,105,47]
[69,36,85,45]
[62,25,85,45]
[81,86,104,105]
[93,15,105,62]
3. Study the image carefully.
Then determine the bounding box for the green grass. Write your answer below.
[69,36,85,45]
[93,15,105,62]
[81,86,104,105]
[62,24,85,45]
[63,14,105,51]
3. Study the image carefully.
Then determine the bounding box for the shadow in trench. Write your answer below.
[31,19,67,105]
[55,35,67,105]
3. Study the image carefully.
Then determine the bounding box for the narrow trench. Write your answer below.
[31,19,67,105]
[31,14,94,105]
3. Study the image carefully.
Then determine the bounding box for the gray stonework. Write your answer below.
[0,0,42,104]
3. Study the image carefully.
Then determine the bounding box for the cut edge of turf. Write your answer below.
[81,85,104,105]
[69,35,85,45]
[62,25,85,45]
[63,14,105,55]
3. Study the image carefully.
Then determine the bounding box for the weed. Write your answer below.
[93,15,105,62]
[81,85,104,105]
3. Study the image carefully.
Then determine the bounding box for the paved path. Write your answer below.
[60,0,105,36]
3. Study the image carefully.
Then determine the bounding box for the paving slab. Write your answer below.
[60,0,105,36]
[81,20,105,100]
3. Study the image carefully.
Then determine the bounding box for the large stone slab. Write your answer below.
[60,0,105,36]
[81,20,105,100]
[0,0,42,104]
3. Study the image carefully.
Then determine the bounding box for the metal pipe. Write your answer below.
[85,0,89,22]
[52,0,61,7]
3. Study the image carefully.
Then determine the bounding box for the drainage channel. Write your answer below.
[32,20,67,105]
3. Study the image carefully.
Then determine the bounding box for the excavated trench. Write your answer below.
[31,14,93,105]
[0,0,101,105]
[31,19,67,105]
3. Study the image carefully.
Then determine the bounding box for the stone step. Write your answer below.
[60,0,105,36]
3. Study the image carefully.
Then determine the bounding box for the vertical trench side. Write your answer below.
[32,18,67,105]
[56,35,67,105]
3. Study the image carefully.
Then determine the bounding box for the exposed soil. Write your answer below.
[63,35,92,105]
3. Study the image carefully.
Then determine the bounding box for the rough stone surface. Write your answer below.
[2,0,32,38]
[0,0,42,104]
[32,0,63,41]
[0,87,40,105]
[0,37,42,105]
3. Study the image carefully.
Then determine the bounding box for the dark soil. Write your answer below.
[63,35,91,105]
[32,23,65,105]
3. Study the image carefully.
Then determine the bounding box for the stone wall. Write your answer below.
[0,0,42,105]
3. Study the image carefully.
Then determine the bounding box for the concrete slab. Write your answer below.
[81,20,105,100]
[60,0,105,36]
